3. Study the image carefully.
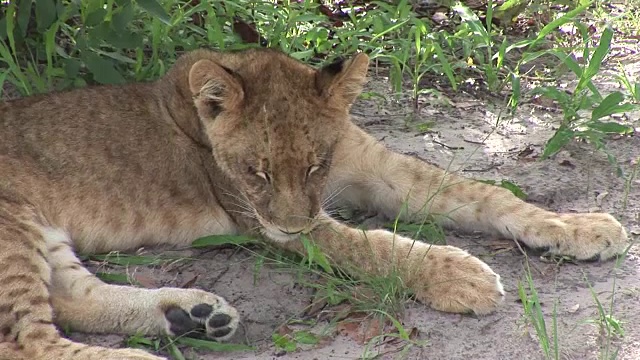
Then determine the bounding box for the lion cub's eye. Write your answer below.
[256,171,271,183]
[306,165,321,178]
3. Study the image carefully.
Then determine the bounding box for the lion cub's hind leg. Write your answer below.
[0,203,164,360]
[46,228,240,343]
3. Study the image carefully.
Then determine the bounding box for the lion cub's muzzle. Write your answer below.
[257,213,317,243]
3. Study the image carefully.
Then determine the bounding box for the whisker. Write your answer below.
[321,185,351,209]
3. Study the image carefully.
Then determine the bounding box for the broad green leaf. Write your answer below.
[591,91,624,120]
[587,120,634,135]
[96,272,131,284]
[497,0,523,11]
[542,128,575,159]
[577,26,613,94]
[35,0,57,32]
[499,180,527,200]
[528,3,590,50]
[62,58,82,78]
[453,4,490,43]
[191,235,258,248]
[294,331,319,345]
[272,333,297,352]
[301,235,334,274]
[175,337,254,352]
[531,86,570,104]
[83,52,126,85]
[85,8,108,27]
[16,0,32,38]
[136,0,171,25]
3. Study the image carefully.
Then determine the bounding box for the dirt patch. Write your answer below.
[72,65,640,360]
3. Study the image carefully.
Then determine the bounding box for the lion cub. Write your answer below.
[0,48,629,359]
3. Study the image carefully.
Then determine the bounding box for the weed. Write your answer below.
[517,261,559,360]
[529,26,636,166]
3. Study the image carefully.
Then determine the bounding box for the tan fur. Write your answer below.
[0,48,629,359]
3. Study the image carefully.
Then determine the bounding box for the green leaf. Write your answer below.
[453,3,490,43]
[531,86,570,104]
[293,331,319,345]
[0,70,9,97]
[191,235,258,248]
[135,0,171,25]
[35,0,57,32]
[577,26,613,94]
[542,128,575,159]
[290,14,325,23]
[95,272,131,284]
[301,235,334,274]
[587,120,634,135]
[166,341,186,360]
[591,92,627,120]
[174,337,254,352]
[499,180,527,200]
[272,334,297,352]
[529,3,590,50]
[85,8,108,27]
[509,72,521,110]
[112,4,135,31]
[83,52,126,84]
[433,41,456,91]
[16,0,32,38]
[89,22,143,49]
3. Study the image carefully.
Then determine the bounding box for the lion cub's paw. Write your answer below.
[415,246,505,315]
[160,288,239,341]
[537,213,629,261]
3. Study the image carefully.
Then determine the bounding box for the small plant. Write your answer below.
[517,261,559,360]
[524,25,636,166]
[582,244,634,359]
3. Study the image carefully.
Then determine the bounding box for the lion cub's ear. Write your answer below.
[189,59,244,115]
[315,53,369,108]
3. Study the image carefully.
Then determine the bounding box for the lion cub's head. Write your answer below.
[187,49,369,242]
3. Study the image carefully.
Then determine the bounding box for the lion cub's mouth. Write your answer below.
[255,215,315,243]
[260,226,304,243]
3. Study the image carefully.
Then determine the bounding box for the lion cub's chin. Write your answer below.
[260,226,303,243]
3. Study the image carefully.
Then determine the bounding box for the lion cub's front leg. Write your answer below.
[327,123,629,262]
[282,215,504,314]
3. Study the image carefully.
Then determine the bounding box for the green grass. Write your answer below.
[516,240,635,360]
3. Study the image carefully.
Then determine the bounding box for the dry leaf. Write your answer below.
[595,191,609,206]
[275,324,294,337]
[337,320,361,343]
[132,274,157,289]
[179,273,199,289]
[361,318,384,343]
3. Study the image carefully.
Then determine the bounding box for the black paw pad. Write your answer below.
[165,307,199,336]
[190,303,214,318]
[208,313,232,328]
[212,327,233,338]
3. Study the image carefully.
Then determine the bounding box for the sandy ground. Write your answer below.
[69,60,640,360]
